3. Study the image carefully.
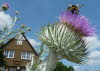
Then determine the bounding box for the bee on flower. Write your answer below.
[67,3,84,15]
[59,3,95,37]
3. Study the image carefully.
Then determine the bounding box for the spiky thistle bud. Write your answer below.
[2,3,9,11]
[20,24,26,28]
[21,30,25,34]
[15,11,20,15]
[27,28,31,31]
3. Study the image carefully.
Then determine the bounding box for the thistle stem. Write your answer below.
[45,50,58,71]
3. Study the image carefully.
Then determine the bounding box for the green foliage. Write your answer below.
[0,48,6,67]
[53,62,74,71]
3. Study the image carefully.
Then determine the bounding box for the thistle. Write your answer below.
[21,24,26,28]
[59,12,95,37]
[15,11,20,15]
[38,23,88,64]
[27,28,31,31]
[26,3,95,71]
[1,3,9,11]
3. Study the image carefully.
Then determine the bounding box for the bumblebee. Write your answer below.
[67,5,79,14]
[67,3,84,15]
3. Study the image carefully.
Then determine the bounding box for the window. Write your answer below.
[4,51,15,58]
[10,67,16,71]
[21,68,26,71]
[21,52,31,60]
[17,40,22,45]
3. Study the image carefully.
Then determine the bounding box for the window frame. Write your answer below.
[21,52,31,60]
[17,40,23,45]
[4,50,15,58]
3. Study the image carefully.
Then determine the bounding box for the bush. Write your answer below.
[54,62,74,71]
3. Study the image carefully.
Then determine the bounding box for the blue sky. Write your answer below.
[0,0,100,71]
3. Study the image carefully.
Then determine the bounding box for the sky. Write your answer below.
[0,0,100,71]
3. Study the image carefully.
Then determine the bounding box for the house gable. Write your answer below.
[4,33,38,56]
[3,33,38,68]
[15,33,25,40]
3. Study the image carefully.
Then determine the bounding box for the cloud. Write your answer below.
[84,35,100,50]
[72,36,100,71]
[0,11,13,30]
[72,50,100,71]
[87,50,100,65]
[73,66,80,71]
[27,37,40,47]
[83,36,100,70]
[89,51,100,59]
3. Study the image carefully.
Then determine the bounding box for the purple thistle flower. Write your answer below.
[59,12,95,37]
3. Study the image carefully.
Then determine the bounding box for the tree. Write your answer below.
[54,62,74,71]
[0,48,6,67]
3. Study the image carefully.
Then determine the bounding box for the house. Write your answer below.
[3,33,38,71]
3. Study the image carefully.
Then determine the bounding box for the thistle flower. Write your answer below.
[2,3,9,11]
[59,12,95,37]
